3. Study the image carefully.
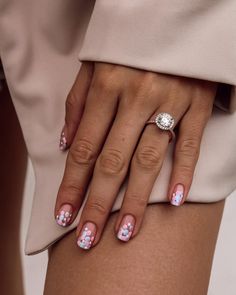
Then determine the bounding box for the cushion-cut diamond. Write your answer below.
[155,113,174,130]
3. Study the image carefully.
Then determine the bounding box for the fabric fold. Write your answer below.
[78,0,236,113]
[1,0,235,256]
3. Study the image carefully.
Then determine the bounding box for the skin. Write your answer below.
[0,63,224,294]
[0,79,27,295]
[45,201,225,295]
[55,62,218,248]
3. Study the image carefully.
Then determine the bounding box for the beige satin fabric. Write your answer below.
[0,0,235,255]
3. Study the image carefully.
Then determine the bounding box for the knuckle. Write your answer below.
[132,73,157,99]
[93,76,108,91]
[92,74,117,94]
[65,89,77,112]
[125,194,147,208]
[59,182,84,198]
[69,138,96,166]
[177,164,194,178]
[135,146,162,171]
[86,197,107,216]
[119,73,159,112]
[140,73,156,89]
[97,149,126,176]
[177,138,200,158]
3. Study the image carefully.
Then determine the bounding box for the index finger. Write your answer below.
[55,81,118,226]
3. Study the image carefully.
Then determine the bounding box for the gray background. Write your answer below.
[20,161,236,294]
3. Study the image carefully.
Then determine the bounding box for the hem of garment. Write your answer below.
[24,196,233,256]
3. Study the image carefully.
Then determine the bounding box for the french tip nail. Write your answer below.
[77,222,97,250]
[171,184,184,206]
[56,204,73,227]
[117,214,135,242]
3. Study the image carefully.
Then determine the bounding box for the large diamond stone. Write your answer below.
[155,113,174,130]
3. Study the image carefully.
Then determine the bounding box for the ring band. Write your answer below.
[146,112,176,142]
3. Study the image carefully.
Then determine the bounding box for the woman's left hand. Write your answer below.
[55,62,217,250]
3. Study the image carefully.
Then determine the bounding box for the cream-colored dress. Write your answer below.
[0,0,235,255]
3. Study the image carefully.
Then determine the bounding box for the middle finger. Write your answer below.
[76,94,157,250]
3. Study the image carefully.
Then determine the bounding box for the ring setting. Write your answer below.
[155,112,175,130]
[146,112,175,142]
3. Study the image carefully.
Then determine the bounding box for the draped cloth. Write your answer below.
[0,0,235,254]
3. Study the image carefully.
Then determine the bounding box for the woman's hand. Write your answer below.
[55,62,217,250]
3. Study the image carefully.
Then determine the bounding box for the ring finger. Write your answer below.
[114,102,190,241]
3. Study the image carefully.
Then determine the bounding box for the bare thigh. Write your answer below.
[44,201,225,295]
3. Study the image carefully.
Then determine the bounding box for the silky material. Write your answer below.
[0,0,235,255]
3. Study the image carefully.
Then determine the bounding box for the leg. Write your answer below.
[0,78,27,295]
[44,200,225,295]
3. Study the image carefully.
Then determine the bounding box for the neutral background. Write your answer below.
[20,161,236,295]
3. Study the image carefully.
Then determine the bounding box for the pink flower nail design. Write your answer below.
[77,222,96,250]
[59,130,67,151]
[171,184,184,206]
[117,215,135,242]
[56,204,73,227]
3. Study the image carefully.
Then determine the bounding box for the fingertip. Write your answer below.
[169,183,186,206]
[59,125,68,151]
[116,214,136,242]
[55,203,74,227]
[76,221,97,250]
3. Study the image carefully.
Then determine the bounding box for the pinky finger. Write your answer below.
[59,62,94,150]
[168,102,213,206]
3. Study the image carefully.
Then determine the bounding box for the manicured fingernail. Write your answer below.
[56,204,73,227]
[59,127,67,151]
[77,222,97,250]
[117,214,135,242]
[171,184,184,206]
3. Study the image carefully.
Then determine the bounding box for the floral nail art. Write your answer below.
[117,215,135,242]
[171,184,184,206]
[59,131,67,151]
[56,204,73,227]
[77,222,96,250]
